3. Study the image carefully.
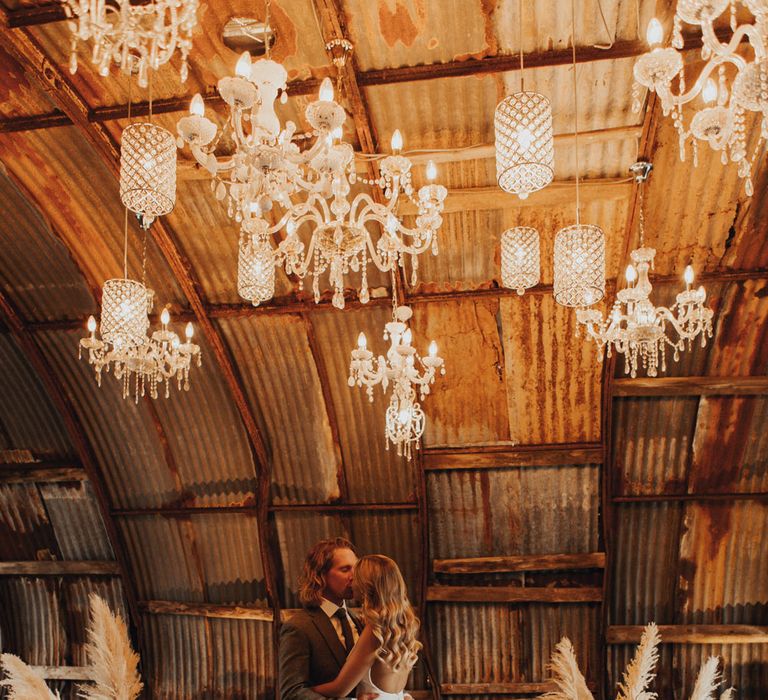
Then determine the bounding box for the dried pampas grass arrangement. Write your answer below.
[539,637,595,700]
[616,622,660,700]
[0,653,60,699]
[78,594,143,700]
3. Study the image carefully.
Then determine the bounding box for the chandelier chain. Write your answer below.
[265,0,271,60]
[571,0,580,225]
[518,0,524,92]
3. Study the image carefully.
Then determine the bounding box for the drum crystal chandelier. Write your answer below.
[65,0,198,85]
[348,304,445,459]
[177,50,447,309]
[633,1,768,194]
[576,163,714,377]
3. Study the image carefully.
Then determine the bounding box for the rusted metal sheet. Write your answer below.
[427,465,599,561]
[499,294,602,445]
[612,397,699,496]
[0,42,56,118]
[217,314,340,504]
[311,304,413,502]
[0,332,73,457]
[0,171,95,322]
[0,482,59,560]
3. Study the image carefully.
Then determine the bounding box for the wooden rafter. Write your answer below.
[0,560,121,575]
[613,375,768,396]
[427,586,603,603]
[423,442,602,470]
[111,502,419,517]
[0,460,87,483]
[434,552,606,575]
[607,625,768,644]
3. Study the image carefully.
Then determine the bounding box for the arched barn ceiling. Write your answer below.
[0,1,767,698]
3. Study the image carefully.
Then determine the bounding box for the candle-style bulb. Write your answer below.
[189,93,205,116]
[357,332,367,350]
[161,308,170,326]
[646,17,663,46]
[87,315,97,333]
[185,322,194,340]
[702,78,718,104]
[625,264,637,284]
[684,264,695,285]
[428,340,438,357]
[402,328,412,345]
[426,160,437,181]
[319,77,334,102]
[391,129,403,153]
[235,51,252,78]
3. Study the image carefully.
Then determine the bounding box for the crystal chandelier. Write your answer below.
[576,162,714,377]
[177,47,447,309]
[65,0,198,85]
[501,226,540,295]
[238,216,276,306]
[79,228,201,401]
[632,2,768,194]
[348,304,445,458]
[494,0,554,199]
[554,3,606,308]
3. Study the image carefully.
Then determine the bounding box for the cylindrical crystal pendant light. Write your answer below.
[100,278,150,347]
[238,231,276,306]
[494,0,554,199]
[501,226,540,295]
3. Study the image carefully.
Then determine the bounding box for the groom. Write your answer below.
[279,537,366,700]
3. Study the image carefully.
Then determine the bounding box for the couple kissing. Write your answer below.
[280,538,420,700]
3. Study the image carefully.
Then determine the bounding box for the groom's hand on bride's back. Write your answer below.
[357,693,378,700]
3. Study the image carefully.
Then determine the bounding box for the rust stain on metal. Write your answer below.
[377,0,426,48]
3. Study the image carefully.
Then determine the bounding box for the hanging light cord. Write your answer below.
[518,0,524,92]
[265,0,271,59]
[572,0,580,225]
[123,72,133,279]
[638,180,645,247]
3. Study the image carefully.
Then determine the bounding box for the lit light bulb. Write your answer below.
[357,332,367,350]
[646,17,663,47]
[426,160,437,182]
[428,340,438,357]
[583,289,595,306]
[402,328,412,345]
[318,77,334,102]
[684,264,695,286]
[87,315,97,333]
[235,51,252,78]
[185,322,194,340]
[516,128,533,150]
[189,93,205,117]
[249,201,260,214]
[119,300,132,319]
[702,78,718,104]
[331,126,343,141]
[397,407,411,426]
[143,156,157,171]
[625,264,637,284]
[161,308,170,326]
[697,285,706,301]
[391,129,403,153]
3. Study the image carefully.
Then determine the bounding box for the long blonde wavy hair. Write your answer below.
[353,555,422,671]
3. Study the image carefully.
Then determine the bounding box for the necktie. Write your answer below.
[334,608,355,653]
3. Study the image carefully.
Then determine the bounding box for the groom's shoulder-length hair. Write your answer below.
[298,537,358,608]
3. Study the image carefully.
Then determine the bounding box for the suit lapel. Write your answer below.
[309,608,347,668]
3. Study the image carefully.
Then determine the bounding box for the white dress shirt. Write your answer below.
[320,597,360,649]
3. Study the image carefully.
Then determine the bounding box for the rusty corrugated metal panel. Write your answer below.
[311,304,413,502]
[0,127,184,308]
[0,43,56,117]
[411,298,511,447]
[0,483,59,560]
[38,481,114,560]
[0,332,73,457]
[37,329,183,509]
[217,314,340,504]
[189,513,267,605]
[141,612,209,699]
[742,397,768,494]
[274,511,343,608]
[678,501,768,625]
[0,171,95,322]
[499,294,603,444]
[612,397,699,496]
[151,334,259,508]
[610,502,683,625]
[428,465,599,561]
[208,617,275,698]
[119,516,205,602]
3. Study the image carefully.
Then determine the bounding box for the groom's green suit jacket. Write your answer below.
[279,606,361,700]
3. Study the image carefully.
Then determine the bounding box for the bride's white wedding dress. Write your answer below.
[356,666,405,700]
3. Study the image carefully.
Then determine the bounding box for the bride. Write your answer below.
[312,554,421,700]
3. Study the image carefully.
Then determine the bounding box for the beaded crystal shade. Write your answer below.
[238,231,276,306]
[553,224,606,308]
[120,123,177,227]
[501,226,540,295]
[100,278,150,347]
[495,92,554,199]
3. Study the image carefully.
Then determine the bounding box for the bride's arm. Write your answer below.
[312,626,379,698]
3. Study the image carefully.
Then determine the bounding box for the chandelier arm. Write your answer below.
[662,53,745,108]
[150,6,180,66]
[701,20,766,61]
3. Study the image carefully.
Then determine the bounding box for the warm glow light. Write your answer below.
[697,285,706,300]
[646,17,663,46]
[397,407,411,425]
[160,308,170,325]
[516,128,533,150]
[357,332,367,350]
[702,78,718,104]
[190,93,205,116]
[402,328,412,345]
[426,160,437,181]
[625,264,638,284]
[235,51,251,78]
[318,77,334,102]
[185,322,194,340]
[391,129,403,153]
[331,126,343,141]
[287,220,297,236]
[428,340,438,357]
[684,264,695,285]
[87,315,97,333]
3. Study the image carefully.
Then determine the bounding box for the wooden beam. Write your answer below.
[141,600,275,622]
[607,625,768,645]
[422,443,602,470]
[0,560,120,576]
[613,492,768,503]
[112,502,418,517]
[434,552,606,575]
[30,666,94,681]
[440,682,559,695]
[427,586,602,603]
[613,375,768,397]
[0,459,86,483]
